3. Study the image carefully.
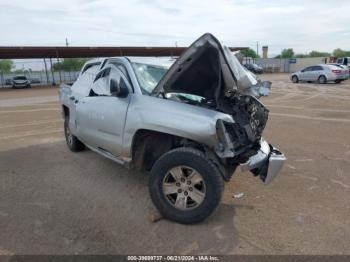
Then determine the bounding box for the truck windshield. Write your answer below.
[131,62,168,94]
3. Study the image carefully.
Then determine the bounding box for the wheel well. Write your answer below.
[130,129,236,181]
[291,75,298,81]
[131,129,204,172]
[62,105,69,119]
[318,75,327,80]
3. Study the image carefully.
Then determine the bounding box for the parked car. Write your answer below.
[243,63,263,74]
[11,75,31,88]
[336,57,350,69]
[290,64,349,84]
[59,33,285,224]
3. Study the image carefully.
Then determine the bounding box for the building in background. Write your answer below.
[262,46,268,59]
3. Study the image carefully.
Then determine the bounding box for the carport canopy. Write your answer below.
[0,46,247,59]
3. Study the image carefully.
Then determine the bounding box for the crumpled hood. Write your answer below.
[152,33,270,100]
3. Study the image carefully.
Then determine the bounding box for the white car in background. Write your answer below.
[336,57,350,70]
[11,76,31,88]
[291,64,349,84]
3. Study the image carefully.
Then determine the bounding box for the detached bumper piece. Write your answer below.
[241,139,286,184]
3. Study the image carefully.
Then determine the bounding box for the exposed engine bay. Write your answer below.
[225,94,269,143]
[153,33,271,157]
[166,92,269,146]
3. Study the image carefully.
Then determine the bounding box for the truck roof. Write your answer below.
[82,56,176,73]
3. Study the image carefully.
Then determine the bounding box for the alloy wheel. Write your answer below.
[162,166,206,211]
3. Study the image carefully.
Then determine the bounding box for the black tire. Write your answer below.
[292,75,299,83]
[318,75,327,84]
[335,80,341,84]
[64,118,85,152]
[149,147,224,224]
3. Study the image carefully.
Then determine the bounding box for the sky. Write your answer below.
[1,0,350,69]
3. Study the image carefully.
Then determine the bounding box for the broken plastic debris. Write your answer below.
[233,192,244,199]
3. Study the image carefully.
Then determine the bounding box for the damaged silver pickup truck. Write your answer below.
[59,33,285,224]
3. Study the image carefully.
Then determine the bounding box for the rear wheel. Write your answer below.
[318,75,327,84]
[64,118,85,152]
[335,80,341,84]
[292,75,299,83]
[149,147,224,224]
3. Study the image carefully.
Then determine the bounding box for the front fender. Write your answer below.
[122,94,234,157]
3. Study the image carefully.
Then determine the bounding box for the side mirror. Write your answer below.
[301,69,305,73]
[110,78,129,98]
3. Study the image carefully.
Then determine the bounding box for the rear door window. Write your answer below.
[313,66,323,71]
[303,67,313,72]
[91,67,112,96]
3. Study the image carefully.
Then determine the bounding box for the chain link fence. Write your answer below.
[0,58,80,88]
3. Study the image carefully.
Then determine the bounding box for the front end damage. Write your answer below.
[216,106,286,184]
[153,33,286,184]
[240,139,285,184]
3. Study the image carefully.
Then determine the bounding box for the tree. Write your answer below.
[309,50,331,57]
[52,58,89,71]
[333,48,350,58]
[295,53,309,58]
[239,48,259,58]
[280,48,295,58]
[0,59,13,73]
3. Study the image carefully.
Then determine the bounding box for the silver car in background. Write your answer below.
[11,75,32,89]
[291,64,349,84]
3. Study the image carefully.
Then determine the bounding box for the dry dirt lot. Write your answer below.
[0,75,349,255]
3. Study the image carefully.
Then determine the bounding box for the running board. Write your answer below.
[85,145,131,168]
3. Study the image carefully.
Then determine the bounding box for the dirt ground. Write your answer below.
[0,74,349,255]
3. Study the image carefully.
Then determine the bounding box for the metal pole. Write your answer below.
[56,57,62,84]
[43,58,49,85]
[55,50,62,84]
[49,58,56,86]
[0,71,4,88]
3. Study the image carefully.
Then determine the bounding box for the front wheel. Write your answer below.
[64,118,85,152]
[149,147,224,224]
[318,75,327,84]
[292,75,299,83]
